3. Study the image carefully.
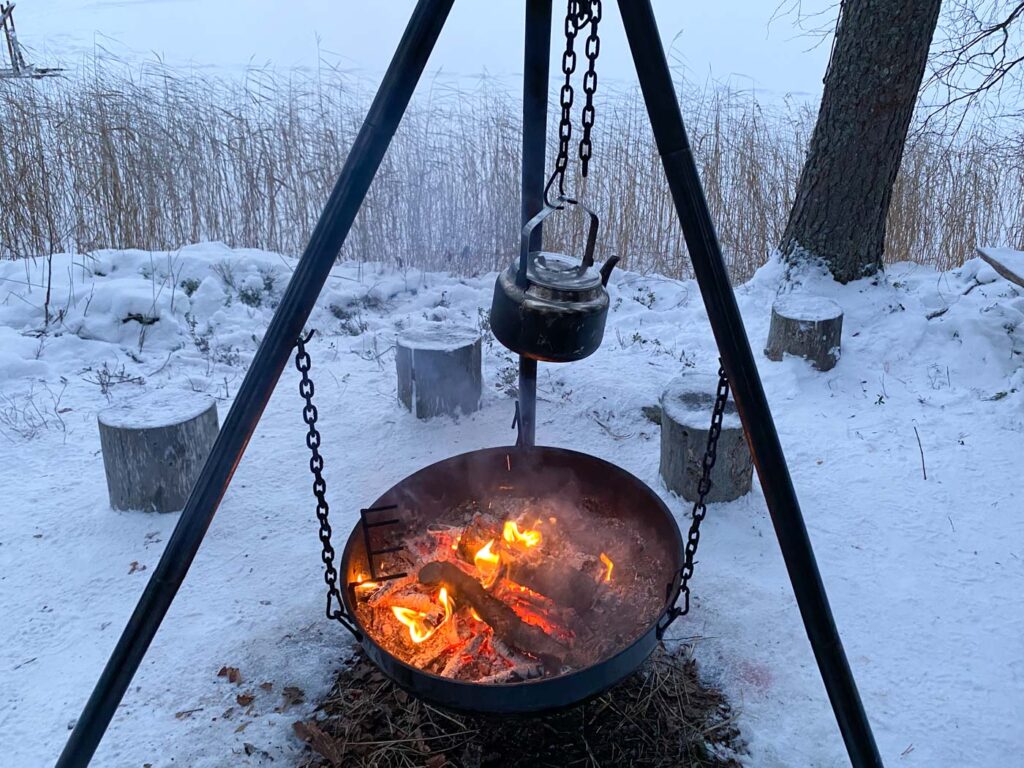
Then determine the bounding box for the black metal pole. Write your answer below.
[615,2,883,766]
[521,0,550,249]
[517,0,550,448]
[517,357,538,446]
[55,1,454,765]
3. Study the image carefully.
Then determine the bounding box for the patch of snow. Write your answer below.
[977,246,1024,287]
[98,392,216,430]
[772,294,843,321]
[398,324,480,352]
[660,373,742,430]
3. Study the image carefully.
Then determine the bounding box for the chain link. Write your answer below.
[659,364,731,635]
[548,0,580,202]
[578,0,601,177]
[546,0,601,204]
[294,330,361,638]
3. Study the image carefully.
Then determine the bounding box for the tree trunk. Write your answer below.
[780,0,941,283]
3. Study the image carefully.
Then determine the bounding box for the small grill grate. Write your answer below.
[357,504,408,583]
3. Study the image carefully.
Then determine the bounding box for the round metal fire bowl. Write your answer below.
[340,446,683,714]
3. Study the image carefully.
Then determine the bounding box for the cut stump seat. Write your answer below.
[765,295,843,372]
[98,392,219,512]
[977,247,1024,288]
[659,374,753,503]
[396,324,482,419]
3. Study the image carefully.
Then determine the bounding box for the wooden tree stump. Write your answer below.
[764,295,843,371]
[396,325,482,419]
[98,392,219,512]
[659,375,752,503]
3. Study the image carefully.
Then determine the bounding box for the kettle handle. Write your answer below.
[517,196,600,286]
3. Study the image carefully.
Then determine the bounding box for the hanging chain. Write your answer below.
[578,0,601,177]
[548,0,581,202]
[294,330,361,638]
[660,364,731,634]
[546,0,602,205]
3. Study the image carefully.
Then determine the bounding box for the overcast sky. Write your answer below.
[20,1,834,101]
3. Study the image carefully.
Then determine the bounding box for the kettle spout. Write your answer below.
[599,255,621,287]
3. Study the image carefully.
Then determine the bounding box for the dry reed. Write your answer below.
[1,59,1021,281]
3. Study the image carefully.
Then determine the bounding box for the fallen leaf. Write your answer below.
[275,686,304,711]
[128,561,147,574]
[259,681,273,692]
[293,721,342,765]
[236,692,255,707]
[425,756,448,768]
[174,707,202,720]
[217,666,242,684]
[222,707,235,719]
[234,721,250,734]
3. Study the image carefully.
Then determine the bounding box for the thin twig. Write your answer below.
[913,425,927,480]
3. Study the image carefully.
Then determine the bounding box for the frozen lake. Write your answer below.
[18,0,831,99]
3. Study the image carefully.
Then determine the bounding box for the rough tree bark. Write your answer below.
[780,0,942,283]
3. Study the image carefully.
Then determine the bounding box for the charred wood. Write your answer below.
[418,561,567,662]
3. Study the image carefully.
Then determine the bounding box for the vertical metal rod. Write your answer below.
[516,0,550,448]
[615,2,883,766]
[517,356,538,447]
[54,1,454,765]
[522,0,551,249]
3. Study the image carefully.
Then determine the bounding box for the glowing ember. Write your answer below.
[474,539,501,587]
[351,489,670,686]
[391,587,454,644]
[502,520,542,549]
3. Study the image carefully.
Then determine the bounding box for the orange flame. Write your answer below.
[391,587,453,644]
[470,607,483,622]
[353,573,379,593]
[599,552,613,583]
[474,539,501,587]
[502,520,542,549]
[391,606,434,643]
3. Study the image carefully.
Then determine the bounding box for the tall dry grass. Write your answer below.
[1,59,1021,280]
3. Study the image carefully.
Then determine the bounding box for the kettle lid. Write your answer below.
[526,251,603,292]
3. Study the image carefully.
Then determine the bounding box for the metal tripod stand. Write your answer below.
[56,2,883,765]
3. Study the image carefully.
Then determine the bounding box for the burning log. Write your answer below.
[506,561,598,611]
[456,514,598,611]
[418,561,567,663]
[455,513,502,561]
[440,634,486,678]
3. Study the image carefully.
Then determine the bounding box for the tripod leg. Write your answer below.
[55,2,455,766]
[615,2,884,766]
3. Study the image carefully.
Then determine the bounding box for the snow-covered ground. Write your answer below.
[1,244,1022,767]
